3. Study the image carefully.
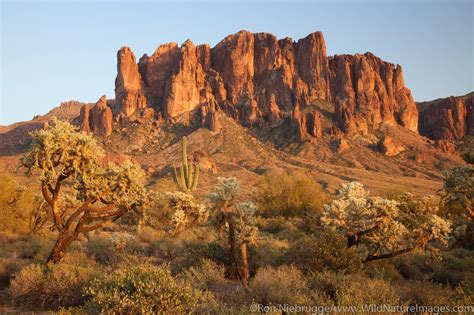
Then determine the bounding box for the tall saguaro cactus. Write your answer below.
[173,136,200,192]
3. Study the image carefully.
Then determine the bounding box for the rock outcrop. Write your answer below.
[379,135,405,157]
[205,109,220,132]
[418,93,474,140]
[105,31,420,140]
[79,95,113,137]
[328,53,418,134]
[115,47,147,117]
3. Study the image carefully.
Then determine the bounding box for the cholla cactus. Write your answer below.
[442,166,474,219]
[167,191,207,236]
[235,202,259,244]
[206,177,258,288]
[111,232,135,253]
[206,177,240,205]
[321,181,451,262]
[173,137,200,192]
[22,118,147,263]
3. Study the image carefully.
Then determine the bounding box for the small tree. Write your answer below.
[321,182,451,262]
[22,118,147,263]
[206,177,258,288]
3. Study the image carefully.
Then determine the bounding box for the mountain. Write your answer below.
[418,92,474,140]
[102,30,419,139]
[0,101,86,155]
[1,30,471,195]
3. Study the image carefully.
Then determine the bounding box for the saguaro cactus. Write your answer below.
[173,136,199,192]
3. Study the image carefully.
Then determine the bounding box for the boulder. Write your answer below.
[379,135,405,157]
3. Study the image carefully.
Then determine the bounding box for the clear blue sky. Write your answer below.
[1,0,473,125]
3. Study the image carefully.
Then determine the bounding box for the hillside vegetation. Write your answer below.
[0,119,472,313]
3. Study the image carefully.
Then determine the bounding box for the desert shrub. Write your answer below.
[0,257,26,289]
[282,232,362,273]
[85,232,136,266]
[363,260,402,281]
[86,262,199,314]
[0,172,37,234]
[256,172,330,217]
[9,252,100,310]
[308,271,400,306]
[1,234,54,262]
[179,258,250,312]
[399,281,455,306]
[250,265,311,305]
[171,240,230,274]
[179,259,230,292]
[250,237,289,271]
[395,251,433,280]
[136,225,166,243]
[85,235,124,266]
[431,248,474,286]
[259,216,306,241]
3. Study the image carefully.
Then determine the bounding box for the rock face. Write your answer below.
[115,47,147,117]
[106,31,420,139]
[205,109,220,132]
[79,95,113,137]
[379,135,405,157]
[418,93,474,140]
[328,53,418,134]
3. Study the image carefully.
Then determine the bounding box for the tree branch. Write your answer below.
[347,225,380,248]
[41,184,54,206]
[364,247,415,262]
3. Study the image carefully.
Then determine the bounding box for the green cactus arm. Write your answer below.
[179,165,186,191]
[182,137,187,165]
[187,162,193,189]
[191,164,200,191]
[183,162,189,185]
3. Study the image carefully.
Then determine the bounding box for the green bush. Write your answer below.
[9,252,100,310]
[282,232,362,273]
[256,172,330,217]
[86,262,199,314]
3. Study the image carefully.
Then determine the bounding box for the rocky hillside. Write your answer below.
[0,101,86,155]
[418,92,474,140]
[1,30,471,195]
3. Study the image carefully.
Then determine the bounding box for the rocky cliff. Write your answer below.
[88,30,419,140]
[418,92,474,140]
[79,95,113,137]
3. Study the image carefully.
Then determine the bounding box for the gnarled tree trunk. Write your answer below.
[46,232,74,264]
[240,241,249,288]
